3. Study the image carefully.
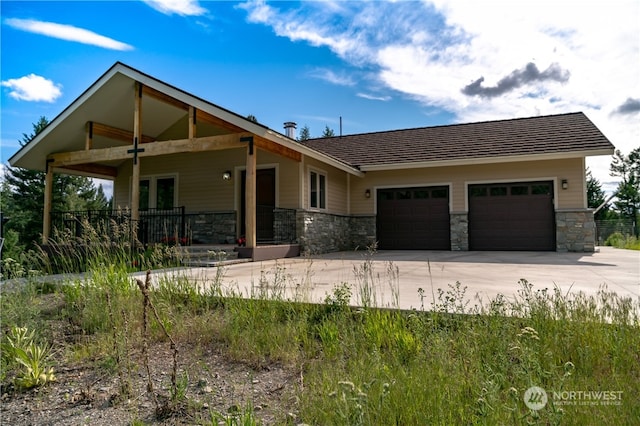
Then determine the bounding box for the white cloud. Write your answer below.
[239,0,639,184]
[357,93,391,102]
[1,74,62,102]
[308,68,355,86]
[143,0,207,16]
[5,18,134,51]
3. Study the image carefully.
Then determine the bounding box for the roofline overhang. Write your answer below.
[9,62,363,177]
[358,149,615,172]
[263,130,363,177]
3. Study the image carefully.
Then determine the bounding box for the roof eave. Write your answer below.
[359,149,615,172]
[263,130,363,177]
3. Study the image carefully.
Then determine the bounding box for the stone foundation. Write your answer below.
[556,209,596,252]
[186,211,236,244]
[296,210,376,254]
[450,212,469,251]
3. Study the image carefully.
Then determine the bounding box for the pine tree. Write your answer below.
[3,117,110,248]
[610,147,640,235]
[586,168,611,220]
[321,125,336,138]
[298,125,311,141]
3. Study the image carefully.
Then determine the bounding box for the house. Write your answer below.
[8,62,615,259]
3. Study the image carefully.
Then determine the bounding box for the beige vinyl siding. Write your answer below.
[350,158,586,214]
[113,147,301,212]
[303,156,349,214]
[254,150,300,209]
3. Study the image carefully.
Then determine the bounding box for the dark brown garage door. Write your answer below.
[376,186,450,250]
[469,182,555,251]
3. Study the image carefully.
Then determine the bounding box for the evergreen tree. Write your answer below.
[321,125,336,138]
[298,125,311,141]
[586,168,611,220]
[3,117,110,248]
[298,124,311,141]
[609,147,640,235]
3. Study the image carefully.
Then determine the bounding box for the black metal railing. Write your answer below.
[139,207,186,245]
[51,205,297,247]
[50,207,187,246]
[255,206,297,244]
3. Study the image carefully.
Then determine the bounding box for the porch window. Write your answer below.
[136,175,176,210]
[310,170,326,209]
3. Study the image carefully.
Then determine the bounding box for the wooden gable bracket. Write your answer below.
[57,163,118,178]
[88,121,155,145]
[254,136,301,162]
[141,83,244,134]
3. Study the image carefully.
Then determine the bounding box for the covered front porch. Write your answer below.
[49,205,300,261]
[30,64,313,261]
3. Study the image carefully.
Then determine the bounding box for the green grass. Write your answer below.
[604,232,640,250]
[1,233,638,424]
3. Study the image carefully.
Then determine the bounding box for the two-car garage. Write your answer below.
[376,181,555,251]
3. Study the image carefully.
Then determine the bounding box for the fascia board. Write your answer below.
[359,149,615,172]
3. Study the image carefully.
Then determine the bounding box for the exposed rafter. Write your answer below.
[56,163,118,178]
[89,121,155,144]
[141,84,190,111]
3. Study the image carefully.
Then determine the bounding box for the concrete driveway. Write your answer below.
[169,247,639,310]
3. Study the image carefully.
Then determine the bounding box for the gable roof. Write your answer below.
[300,112,614,171]
[9,62,363,177]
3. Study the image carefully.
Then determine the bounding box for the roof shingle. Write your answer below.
[300,112,614,169]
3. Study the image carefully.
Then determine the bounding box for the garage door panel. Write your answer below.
[377,186,450,250]
[469,182,555,251]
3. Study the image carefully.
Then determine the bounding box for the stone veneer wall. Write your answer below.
[296,210,376,254]
[186,211,236,244]
[555,209,596,252]
[450,212,469,251]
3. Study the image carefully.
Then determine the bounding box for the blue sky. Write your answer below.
[1,0,639,193]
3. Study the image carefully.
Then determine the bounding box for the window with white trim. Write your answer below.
[309,170,326,209]
[137,175,177,210]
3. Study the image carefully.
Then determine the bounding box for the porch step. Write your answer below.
[178,245,247,267]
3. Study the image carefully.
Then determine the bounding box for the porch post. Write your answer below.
[42,163,53,244]
[131,82,143,239]
[245,138,257,249]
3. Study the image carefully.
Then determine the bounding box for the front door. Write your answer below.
[241,168,276,243]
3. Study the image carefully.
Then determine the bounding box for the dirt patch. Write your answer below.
[1,340,300,425]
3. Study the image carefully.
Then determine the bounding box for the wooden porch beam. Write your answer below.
[85,121,93,150]
[245,141,257,249]
[42,163,53,244]
[47,133,251,167]
[90,121,155,144]
[189,106,196,139]
[196,109,245,133]
[254,136,301,162]
[142,84,190,111]
[56,163,118,178]
[131,83,143,224]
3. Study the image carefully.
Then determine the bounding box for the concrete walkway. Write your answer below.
[155,247,639,310]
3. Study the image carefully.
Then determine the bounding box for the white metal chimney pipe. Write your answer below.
[284,121,297,139]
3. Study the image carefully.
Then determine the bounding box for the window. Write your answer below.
[310,170,326,209]
[136,175,176,210]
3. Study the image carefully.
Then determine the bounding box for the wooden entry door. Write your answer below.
[241,168,276,243]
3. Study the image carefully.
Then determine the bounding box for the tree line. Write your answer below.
[1,117,110,260]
